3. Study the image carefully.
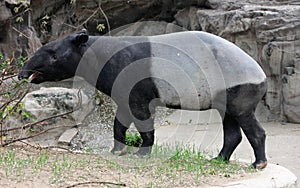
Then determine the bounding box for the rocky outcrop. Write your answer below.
[0,0,41,58]
[19,86,95,145]
[190,1,300,122]
[22,87,95,123]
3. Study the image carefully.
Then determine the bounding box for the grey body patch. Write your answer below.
[79,31,266,111]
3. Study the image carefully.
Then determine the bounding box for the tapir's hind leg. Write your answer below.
[134,118,155,156]
[128,78,159,156]
[236,112,267,169]
[220,82,268,169]
[217,113,242,161]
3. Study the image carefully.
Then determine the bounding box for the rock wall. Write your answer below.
[0,0,41,58]
[0,0,299,123]
[178,1,300,122]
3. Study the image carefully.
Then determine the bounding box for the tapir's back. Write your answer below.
[148,31,266,88]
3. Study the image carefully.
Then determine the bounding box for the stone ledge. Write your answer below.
[211,163,297,188]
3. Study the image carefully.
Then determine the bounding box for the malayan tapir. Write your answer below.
[18,29,268,169]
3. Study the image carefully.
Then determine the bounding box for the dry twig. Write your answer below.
[66,181,126,188]
[1,124,76,147]
[0,109,76,134]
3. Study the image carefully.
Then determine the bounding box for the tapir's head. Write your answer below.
[18,30,89,83]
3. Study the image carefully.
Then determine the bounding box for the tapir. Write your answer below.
[18,29,268,169]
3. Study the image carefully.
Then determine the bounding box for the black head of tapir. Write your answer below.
[18,30,89,83]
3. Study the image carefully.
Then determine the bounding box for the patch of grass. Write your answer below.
[0,145,256,187]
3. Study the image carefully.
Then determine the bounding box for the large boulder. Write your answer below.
[22,87,95,123]
[16,86,96,146]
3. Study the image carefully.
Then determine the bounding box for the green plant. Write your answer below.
[13,1,30,23]
[96,24,106,32]
[0,53,27,76]
[40,15,51,34]
[0,53,33,146]
[125,131,142,147]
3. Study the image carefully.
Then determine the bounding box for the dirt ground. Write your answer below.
[1,106,299,188]
[0,145,258,188]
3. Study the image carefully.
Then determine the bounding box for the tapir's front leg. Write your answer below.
[111,109,132,155]
[111,118,128,155]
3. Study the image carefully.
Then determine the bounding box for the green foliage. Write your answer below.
[125,131,142,147]
[96,24,106,32]
[16,17,24,23]
[0,53,27,76]
[40,15,50,33]
[0,58,10,71]
[0,53,33,145]
[2,102,33,120]
[13,1,30,23]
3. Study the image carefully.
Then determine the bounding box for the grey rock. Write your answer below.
[58,128,78,145]
[194,1,300,122]
[282,67,300,123]
[0,5,12,22]
[4,86,96,146]
[0,0,41,58]
[22,87,96,124]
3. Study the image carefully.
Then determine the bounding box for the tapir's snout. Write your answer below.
[18,70,29,80]
[18,69,42,83]
[18,69,27,80]
[18,58,32,80]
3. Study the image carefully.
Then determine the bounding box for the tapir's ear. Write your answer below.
[72,29,89,46]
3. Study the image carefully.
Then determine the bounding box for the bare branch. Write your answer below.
[4,86,30,119]
[12,27,31,39]
[65,181,126,188]
[19,139,73,152]
[0,109,78,134]
[1,124,77,147]
[62,0,111,35]
[99,0,111,36]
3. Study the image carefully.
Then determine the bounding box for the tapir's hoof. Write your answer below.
[252,160,268,170]
[133,147,152,157]
[111,146,128,156]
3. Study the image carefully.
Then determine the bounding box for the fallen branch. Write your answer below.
[18,140,73,152]
[1,124,76,147]
[66,181,126,188]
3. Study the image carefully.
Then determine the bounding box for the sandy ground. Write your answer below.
[0,109,298,187]
[155,110,300,181]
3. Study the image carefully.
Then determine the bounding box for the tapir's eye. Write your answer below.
[52,54,57,60]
